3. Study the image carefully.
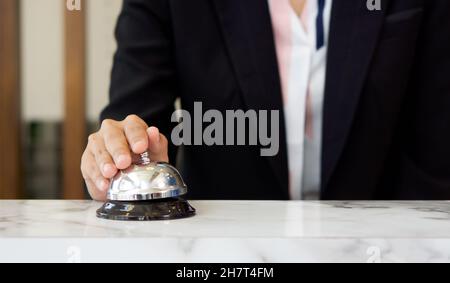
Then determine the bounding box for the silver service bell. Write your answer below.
[107,152,188,201]
[96,151,195,221]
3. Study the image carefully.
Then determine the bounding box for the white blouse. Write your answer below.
[268,0,332,199]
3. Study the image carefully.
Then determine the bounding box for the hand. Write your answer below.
[81,115,169,201]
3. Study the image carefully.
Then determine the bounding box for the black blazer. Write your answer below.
[101,0,450,200]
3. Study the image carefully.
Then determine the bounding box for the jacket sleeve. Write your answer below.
[100,0,178,161]
[396,0,450,199]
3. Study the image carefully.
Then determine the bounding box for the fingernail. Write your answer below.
[148,127,160,142]
[132,141,146,153]
[117,154,130,167]
[103,164,116,176]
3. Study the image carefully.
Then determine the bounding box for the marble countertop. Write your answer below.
[1,200,450,263]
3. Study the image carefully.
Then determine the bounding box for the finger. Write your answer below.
[85,178,107,202]
[123,115,149,154]
[101,121,132,169]
[147,126,169,162]
[81,151,110,195]
[88,133,117,178]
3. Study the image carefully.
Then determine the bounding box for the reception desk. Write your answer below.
[1,200,450,263]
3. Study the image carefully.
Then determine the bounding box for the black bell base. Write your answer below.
[96,198,196,221]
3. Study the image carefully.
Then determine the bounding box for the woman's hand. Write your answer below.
[81,115,169,201]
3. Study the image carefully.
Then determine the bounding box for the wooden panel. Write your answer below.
[63,2,86,199]
[0,0,22,199]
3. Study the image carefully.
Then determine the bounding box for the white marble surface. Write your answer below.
[1,200,450,262]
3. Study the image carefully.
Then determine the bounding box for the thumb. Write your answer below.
[147,126,169,162]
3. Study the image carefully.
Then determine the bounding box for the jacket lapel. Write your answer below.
[212,0,289,198]
[212,0,390,197]
[322,0,390,191]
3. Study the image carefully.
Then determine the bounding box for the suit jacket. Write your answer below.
[101,0,450,200]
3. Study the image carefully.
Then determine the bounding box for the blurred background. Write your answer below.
[0,0,122,199]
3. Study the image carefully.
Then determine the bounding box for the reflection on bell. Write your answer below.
[96,152,196,221]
